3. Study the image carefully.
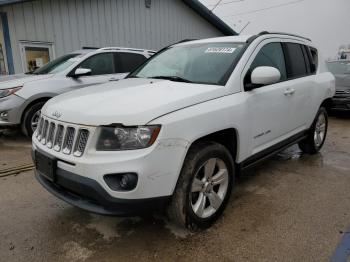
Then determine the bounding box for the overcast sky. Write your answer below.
[200,0,349,59]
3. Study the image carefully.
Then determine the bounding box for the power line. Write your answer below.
[211,0,223,11]
[223,0,305,17]
[208,0,244,6]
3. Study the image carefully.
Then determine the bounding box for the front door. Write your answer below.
[66,52,124,92]
[244,42,293,155]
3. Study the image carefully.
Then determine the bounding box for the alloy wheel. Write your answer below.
[190,158,229,218]
[314,112,326,148]
[30,110,41,132]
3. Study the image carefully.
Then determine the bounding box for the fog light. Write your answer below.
[104,173,138,191]
[0,111,8,120]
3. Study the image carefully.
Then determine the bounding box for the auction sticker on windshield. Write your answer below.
[205,47,236,54]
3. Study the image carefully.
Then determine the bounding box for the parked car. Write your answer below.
[0,47,155,136]
[327,60,350,112]
[32,32,335,229]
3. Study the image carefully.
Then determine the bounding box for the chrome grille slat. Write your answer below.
[73,129,89,157]
[46,122,56,148]
[37,117,44,139]
[36,115,90,156]
[334,90,350,98]
[62,127,75,154]
[53,125,64,152]
[41,120,49,144]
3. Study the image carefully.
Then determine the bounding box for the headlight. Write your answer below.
[96,125,161,150]
[0,86,22,98]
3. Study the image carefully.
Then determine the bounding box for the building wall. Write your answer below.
[1,0,223,73]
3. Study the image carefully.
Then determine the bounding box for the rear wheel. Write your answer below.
[21,101,45,137]
[167,142,235,229]
[298,107,328,154]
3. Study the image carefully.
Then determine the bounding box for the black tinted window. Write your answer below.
[309,47,318,74]
[284,43,308,78]
[117,53,146,73]
[250,42,287,81]
[79,53,115,75]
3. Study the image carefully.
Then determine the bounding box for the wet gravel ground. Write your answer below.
[0,116,350,262]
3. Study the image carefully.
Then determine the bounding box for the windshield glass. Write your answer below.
[33,53,82,75]
[327,61,350,75]
[129,42,246,85]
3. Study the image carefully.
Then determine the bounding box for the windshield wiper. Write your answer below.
[148,76,193,83]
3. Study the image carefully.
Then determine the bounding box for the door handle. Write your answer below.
[284,88,295,96]
[109,77,119,81]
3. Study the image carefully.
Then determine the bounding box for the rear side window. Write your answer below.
[308,47,318,74]
[249,42,287,81]
[116,53,147,73]
[283,43,308,78]
[78,53,115,75]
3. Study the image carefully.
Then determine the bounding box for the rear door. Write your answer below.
[282,42,314,132]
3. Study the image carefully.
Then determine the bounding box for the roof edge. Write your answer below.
[0,0,30,6]
[182,0,237,36]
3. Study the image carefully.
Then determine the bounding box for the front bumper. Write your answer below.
[0,95,25,126]
[33,130,190,214]
[35,167,170,216]
[331,98,350,111]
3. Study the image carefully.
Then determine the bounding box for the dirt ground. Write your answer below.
[0,116,350,262]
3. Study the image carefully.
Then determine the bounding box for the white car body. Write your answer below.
[0,47,154,135]
[32,33,335,217]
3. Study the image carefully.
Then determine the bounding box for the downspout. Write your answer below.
[0,12,14,74]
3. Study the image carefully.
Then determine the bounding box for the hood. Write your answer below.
[334,74,350,91]
[0,74,53,89]
[43,78,227,126]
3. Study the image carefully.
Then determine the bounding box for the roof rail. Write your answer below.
[97,47,155,53]
[257,31,312,41]
[82,46,100,50]
[175,39,198,44]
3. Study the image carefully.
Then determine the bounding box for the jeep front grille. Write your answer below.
[35,116,90,157]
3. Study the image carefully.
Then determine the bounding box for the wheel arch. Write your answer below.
[187,128,239,164]
[20,96,52,123]
[320,98,332,113]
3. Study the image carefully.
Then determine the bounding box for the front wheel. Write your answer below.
[21,101,45,137]
[167,142,235,229]
[298,107,328,154]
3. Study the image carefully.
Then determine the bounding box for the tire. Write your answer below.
[21,101,45,137]
[167,141,235,230]
[298,107,328,154]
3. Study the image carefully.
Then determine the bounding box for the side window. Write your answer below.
[116,53,147,73]
[249,42,287,81]
[78,53,115,75]
[308,46,318,74]
[283,43,308,78]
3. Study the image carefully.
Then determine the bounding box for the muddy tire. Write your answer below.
[167,142,235,230]
[298,107,328,154]
[21,102,45,137]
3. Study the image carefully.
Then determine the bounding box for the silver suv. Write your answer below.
[0,47,154,136]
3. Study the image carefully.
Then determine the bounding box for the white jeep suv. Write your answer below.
[32,32,335,229]
[0,47,154,137]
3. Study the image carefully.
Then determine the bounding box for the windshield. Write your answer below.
[327,61,350,75]
[32,53,82,75]
[129,42,246,85]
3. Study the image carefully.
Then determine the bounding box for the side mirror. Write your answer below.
[250,66,281,86]
[71,68,91,78]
